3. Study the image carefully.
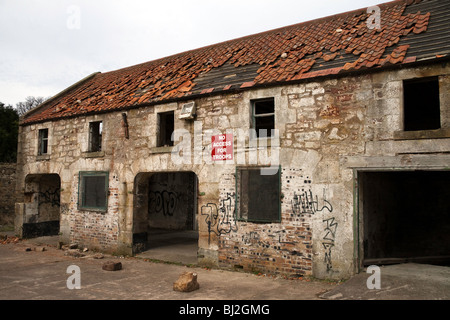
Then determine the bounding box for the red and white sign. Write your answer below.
[211,134,233,161]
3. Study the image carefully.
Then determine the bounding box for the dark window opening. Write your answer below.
[252,98,275,138]
[38,128,48,155]
[403,77,440,131]
[237,167,281,223]
[158,111,174,147]
[79,171,108,211]
[89,121,103,152]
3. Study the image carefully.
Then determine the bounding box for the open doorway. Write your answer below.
[22,174,61,238]
[133,171,198,264]
[358,170,450,268]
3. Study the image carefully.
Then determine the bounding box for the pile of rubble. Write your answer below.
[59,242,104,259]
[60,243,123,272]
[0,234,20,244]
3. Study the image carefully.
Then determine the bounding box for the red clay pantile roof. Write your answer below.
[22,0,450,124]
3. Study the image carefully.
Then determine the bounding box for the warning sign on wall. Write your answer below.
[211,134,233,161]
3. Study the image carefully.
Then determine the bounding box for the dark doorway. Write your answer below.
[132,172,198,264]
[22,174,61,238]
[359,170,450,267]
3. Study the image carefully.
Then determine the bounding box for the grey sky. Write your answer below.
[0,0,382,106]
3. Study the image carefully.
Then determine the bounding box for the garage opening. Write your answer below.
[359,170,450,267]
[22,174,61,238]
[132,172,198,265]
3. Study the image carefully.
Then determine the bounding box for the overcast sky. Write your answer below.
[0,0,383,107]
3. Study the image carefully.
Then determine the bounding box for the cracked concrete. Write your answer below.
[0,236,336,300]
[1,234,449,301]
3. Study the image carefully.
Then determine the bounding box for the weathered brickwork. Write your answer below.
[15,62,450,279]
[217,168,315,276]
[68,174,121,252]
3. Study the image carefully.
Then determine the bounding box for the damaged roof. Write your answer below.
[22,0,450,125]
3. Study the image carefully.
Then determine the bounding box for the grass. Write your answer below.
[0,224,14,232]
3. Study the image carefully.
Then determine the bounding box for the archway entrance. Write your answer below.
[133,171,198,264]
[22,174,61,238]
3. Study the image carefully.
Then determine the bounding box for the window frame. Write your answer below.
[88,121,103,152]
[157,111,175,147]
[235,166,281,223]
[78,171,109,212]
[250,97,275,139]
[403,76,441,132]
[38,128,49,155]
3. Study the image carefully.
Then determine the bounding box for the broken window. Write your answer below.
[78,171,108,211]
[251,98,275,138]
[403,76,441,131]
[38,128,49,155]
[89,121,103,152]
[158,111,174,147]
[236,167,281,223]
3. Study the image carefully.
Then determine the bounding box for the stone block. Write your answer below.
[173,272,200,292]
[65,249,85,258]
[102,261,122,271]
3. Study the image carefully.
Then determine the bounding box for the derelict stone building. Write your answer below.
[15,0,450,279]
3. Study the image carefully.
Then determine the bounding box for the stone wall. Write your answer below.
[15,61,450,279]
[0,163,16,226]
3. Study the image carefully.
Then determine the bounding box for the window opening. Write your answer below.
[38,128,49,155]
[252,98,275,138]
[78,171,108,211]
[158,111,174,147]
[403,77,440,131]
[89,121,103,152]
[236,167,281,223]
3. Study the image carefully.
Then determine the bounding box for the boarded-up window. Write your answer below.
[403,77,440,131]
[237,167,281,223]
[38,128,48,155]
[79,171,108,211]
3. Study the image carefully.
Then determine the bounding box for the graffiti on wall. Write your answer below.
[272,230,296,245]
[322,217,338,272]
[242,231,260,245]
[291,189,333,216]
[201,202,218,244]
[148,190,178,216]
[201,192,238,244]
[290,184,338,272]
[39,188,60,207]
[218,193,238,235]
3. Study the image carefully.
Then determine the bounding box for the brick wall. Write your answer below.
[218,168,314,276]
[68,173,121,252]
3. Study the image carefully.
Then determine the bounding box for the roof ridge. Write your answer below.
[22,0,448,125]
[101,0,406,75]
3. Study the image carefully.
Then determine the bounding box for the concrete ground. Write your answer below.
[1,232,449,302]
[0,234,336,300]
[136,229,199,265]
[321,263,450,300]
